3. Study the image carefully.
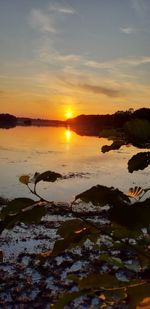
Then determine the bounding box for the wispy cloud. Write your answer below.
[30,9,56,33]
[85,56,150,70]
[38,48,81,63]
[78,83,123,97]
[29,3,75,33]
[120,27,135,34]
[59,76,123,98]
[48,3,75,15]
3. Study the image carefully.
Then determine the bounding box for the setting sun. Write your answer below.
[65,111,73,119]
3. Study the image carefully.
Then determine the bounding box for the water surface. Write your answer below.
[0,126,149,202]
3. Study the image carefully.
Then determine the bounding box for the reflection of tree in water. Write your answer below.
[100,119,150,173]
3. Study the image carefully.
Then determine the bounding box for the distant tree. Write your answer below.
[0,114,17,128]
[24,119,32,126]
[133,108,150,121]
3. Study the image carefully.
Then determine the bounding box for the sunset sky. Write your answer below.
[0,0,150,119]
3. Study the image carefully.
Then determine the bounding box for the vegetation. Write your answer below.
[0,113,17,128]
[0,168,150,308]
[1,108,150,308]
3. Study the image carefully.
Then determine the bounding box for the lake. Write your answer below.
[0,126,149,202]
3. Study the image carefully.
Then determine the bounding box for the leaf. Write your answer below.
[51,291,86,309]
[0,203,46,233]
[21,205,47,224]
[0,198,35,219]
[51,231,88,256]
[19,175,30,185]
[34,170,62,184]
[109,198,150,229]
[99,254,124,268]
[101,289,127,304]
[75,185,130,207]
[112,223,141,239]
[57,219,88,238]
[50,219,94,256]
[78,273,122,290]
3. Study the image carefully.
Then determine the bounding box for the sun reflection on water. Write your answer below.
[65,128,72,142]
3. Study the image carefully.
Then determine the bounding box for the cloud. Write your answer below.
[60,77,123,98]
[0,90,4,95]
[38,48,82,63]
[78,83,123,97]
[29,3,75,33]
[120,27,135,34]
[85,56,150,70]
[30,9,56,33]
[48,3,75,15]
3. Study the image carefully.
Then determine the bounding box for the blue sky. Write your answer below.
[0,0,150,119]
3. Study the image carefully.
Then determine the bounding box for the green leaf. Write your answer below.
[51,291,86,309]
[57,219,89,238]
[79,273,121,290]
[0,198,35,219]
[99,254,124,268]
[51,231,88,256]
[50,219,98,256]
[34,170,62,184]
[19,175,30,185]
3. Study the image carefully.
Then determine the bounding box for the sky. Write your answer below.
[0,0,150,120]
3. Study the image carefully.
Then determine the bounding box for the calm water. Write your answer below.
[0,126,150,202]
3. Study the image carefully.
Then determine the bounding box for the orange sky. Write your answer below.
[0,0,150,120]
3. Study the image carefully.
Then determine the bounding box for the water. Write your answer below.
[0,126,150,202]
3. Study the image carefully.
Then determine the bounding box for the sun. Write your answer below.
[65,111,73,119]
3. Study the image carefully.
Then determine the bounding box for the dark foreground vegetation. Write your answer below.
[0,167,150,308]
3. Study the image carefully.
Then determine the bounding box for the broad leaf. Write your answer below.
[51,230,88,256]
[75,185,130,206]
[99,254,124,268]
[0,198,35,219]
[34,170,62,184]
[109,198,150,229]
[57,219,89,238]
[79,273,122,290]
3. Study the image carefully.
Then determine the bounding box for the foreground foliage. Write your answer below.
[0,169,150,308]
